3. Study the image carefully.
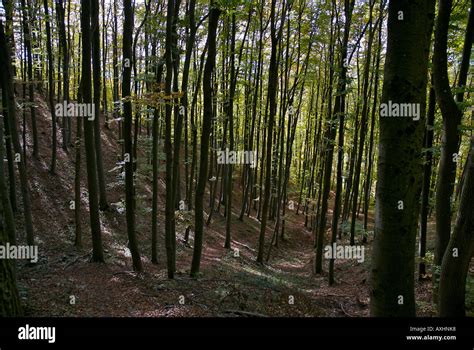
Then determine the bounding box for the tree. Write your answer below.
[20,0,39,158]
[433,0,474,267]
[438,113,473,317]
[239,3,265,221]
[224,13,237,250]
[0,188,22,316]
[0,89,16,245]
[370,0,435,317]
[1,0,15,65]
[55,0,70,151]
[81,0,104,263]
[419,83,436,279]
[112,0,121,155]
[151,61,164,264]
[164,0,176,279]
[123,0,143,272]
[437,0,474,317]
[91,0,109,211]
[257,0,286,264]
[190,1,221,277]
[1,85,16,214]
[0,21,22,318]
[170,0,182,245]
[0,19,34,246]
[349,0,376,246]
[314,0,336,273]
[329,0,356,285]
[43,0,57,174]
[74,79,83,248]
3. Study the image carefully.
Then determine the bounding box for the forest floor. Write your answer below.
[12,89,438,317]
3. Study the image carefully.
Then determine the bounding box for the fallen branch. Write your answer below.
[63,253,90,270]
[339,302,353,317]
[222,310,269,317]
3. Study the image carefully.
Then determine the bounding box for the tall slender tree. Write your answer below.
[419,81,436,279]
[91,0,108,211]
[151,61,164,264]
[438,112,474,317]
[225,13,237,250]
[164,0,176,279]
[56,0,70,151]
[123,0,143,272]
[191,1,221,277]
[74,79,83,248]
[257,0,286,264]
[314,0,336,273]
[433,0,474,267]
[437,0,474,317]
[0,19,34,246]
[349,0,375,246]
[0,92,15,245]
[0,21,23,317]
[20,0,39,158]
[81,0,104,262]
[44,0,57,174]
[329,0,355,285]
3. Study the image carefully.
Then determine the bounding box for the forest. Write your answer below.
[0,0,472,319]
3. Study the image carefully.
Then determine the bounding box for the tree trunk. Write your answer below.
[419,84,435,279]
[257,0,285,264]
[314,1,336,273]
[91,0,108,211]
[191,2,220,277]
[81,0,104,263]
[112,0,122,157]
[329,0,355,286]
[438,119,474,317]
[363,7,383,236]
[370,0,435,317]
[349,1,375,246]
[164,0,176,279]
[225,14,237,249]
[1,73,17,213]
[433,0,474,267]
[56,0,69,152]
[123,0,143,272]
[151,62,164,264]
[101,0,108,128]
[43,0,57,174]
[0,19,34,246]
[0,23,22,318]
[180,0,197,240]
[20,0,39,158]
[0,175,22,315]
[74,81,83,248]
